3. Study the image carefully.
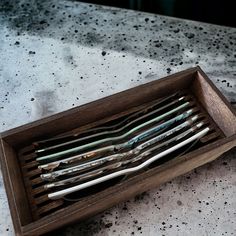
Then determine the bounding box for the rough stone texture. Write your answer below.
[0,0,235,235]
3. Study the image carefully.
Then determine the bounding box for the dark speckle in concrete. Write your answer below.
[184,32,195,39]
[177,200,183,206]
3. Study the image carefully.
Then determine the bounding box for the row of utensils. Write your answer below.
[34,93,210,200]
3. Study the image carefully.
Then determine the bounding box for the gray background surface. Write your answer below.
[0,1,235,235]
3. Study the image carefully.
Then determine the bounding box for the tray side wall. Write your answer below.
[0,139,32,235]
[191,70,236,136]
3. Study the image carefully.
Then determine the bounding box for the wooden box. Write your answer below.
[0,67,235,235]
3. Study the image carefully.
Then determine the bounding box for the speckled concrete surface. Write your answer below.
[0,0,235,235]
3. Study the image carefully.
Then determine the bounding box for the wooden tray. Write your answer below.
[0,66,235,235]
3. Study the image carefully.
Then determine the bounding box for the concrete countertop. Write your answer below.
[0,0,235,235]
